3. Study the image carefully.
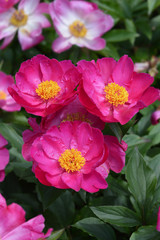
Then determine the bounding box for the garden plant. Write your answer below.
[0,0,160,239]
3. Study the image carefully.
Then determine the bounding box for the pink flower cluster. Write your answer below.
[0,0,114,52]
[0,193,52,239]
[8,54,159,193]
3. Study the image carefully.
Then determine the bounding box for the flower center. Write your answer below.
[0,91,7,100]
[36,80,61,100]
[104,83,129,107]
[62,113,92,124]
[10,9,28,27]
[69,20,87,38]
[59,148,85,173]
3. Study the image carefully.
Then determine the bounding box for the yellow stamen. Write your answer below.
[10,9,28,27]
[0,91,7,100]
[59,148,85,173]
[69,20,87,38]
[62,113,92,125]
[36,80,61,100]
[104,82,129,107]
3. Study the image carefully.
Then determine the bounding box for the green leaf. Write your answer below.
[108,123,123,142]
[126,149,157,215]
[105,29,139,43]
[48,229,65,240]
[130,226,160,240]
[123,134,150,148]
[46,191,75,229]
[91,206,141,227]
[0,123,23,152]
[125,19,137,44]
[73,217,116,240]
[36,182,64,210]
[148,0,160,14]
[151,15,160,28]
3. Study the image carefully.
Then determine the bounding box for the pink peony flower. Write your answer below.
[49,0,114,53]
[30,121,108,192]
[22,96,105,164]
[0,193,52,239]
[77,55,160,125]
[0,0,50,50]
[41,95,105,131]
[0,0,19,13]
[0,134,9,182]
[151,109,160,125]
[8,54,80,116]
[0,71,21,112]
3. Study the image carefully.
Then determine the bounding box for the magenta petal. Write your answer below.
[112,55,134,86]
[46,173,69,189]
[82,170,108,193]
[140,87,160,106]
[0,148,9,170]
[129,72,154,100]
[113,101,145,125]
[96,58,117,83]
[0,201,25,238]
[61,171,82,191]
[34,166,52,186]
[104,135,127,173]
[0,134,8,148]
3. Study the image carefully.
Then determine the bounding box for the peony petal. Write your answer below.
[112,55,134,86]
[61,171,82,191]
[82,170,108,193]
[140,87,160,106]
[52,37,72,53]
[96,58,117,83]
[18,29,44,50]
[128,72,154,100]
[18,0,39,14]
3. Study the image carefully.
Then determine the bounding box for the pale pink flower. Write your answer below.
[77,55,160,125]
[0,0,19,13]
[134,62,149,72]
[30,121,108,192]
[0,71,21,112]
[49,0,114,53]
[8,55,80,116]
[0,134,9,182]
[0,194,52,239]
[0,0,50,50]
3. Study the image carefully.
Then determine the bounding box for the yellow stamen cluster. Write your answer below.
[69,20,87,38]
[0,91,7,100]
[62,113,92,125]
[104,82,129,107]
[10,9,28,27]
[36,80,61,100]
[59,148,85,173]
